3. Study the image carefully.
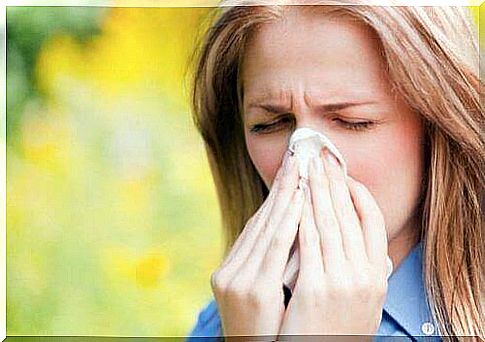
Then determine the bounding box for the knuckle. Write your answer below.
[297,283,321,305]
[210,270,227,291]
[298,281,315,295]
[372,270,388,298]
[328,274,352,298]
[351,267,388,301]
[373,280,387,299]
[247,286,269,307]
[353,273,372,296]
[376,279,388,300]
[226,281,250,298]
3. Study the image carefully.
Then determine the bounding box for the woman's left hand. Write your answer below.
[278,148,389,337]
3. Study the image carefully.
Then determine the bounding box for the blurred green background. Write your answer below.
[7,6,223,336]
[5,4,482,337]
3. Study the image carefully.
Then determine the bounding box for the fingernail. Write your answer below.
[323,148,340,168]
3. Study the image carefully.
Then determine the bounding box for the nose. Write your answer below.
[292,113,329,141]
[289,98,327,134]
[288,126,349,178]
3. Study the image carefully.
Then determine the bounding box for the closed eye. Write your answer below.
[248,117,377,135]
[249,117,292,134]
[333,118,376,131]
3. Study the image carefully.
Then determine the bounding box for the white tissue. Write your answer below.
[288,127,348,184]
[281,127,393,293]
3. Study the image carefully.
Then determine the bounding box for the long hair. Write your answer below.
[188,1,484,339]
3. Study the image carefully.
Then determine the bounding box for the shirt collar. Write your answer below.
[383,239,439,338]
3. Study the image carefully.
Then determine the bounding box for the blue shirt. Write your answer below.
[186,240,442,341]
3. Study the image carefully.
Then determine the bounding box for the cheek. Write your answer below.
[245,134,288,189]
[347,119,425,236]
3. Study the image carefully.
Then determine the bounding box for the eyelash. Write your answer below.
[249,117,376,134]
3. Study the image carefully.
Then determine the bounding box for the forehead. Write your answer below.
[241,9,389,107]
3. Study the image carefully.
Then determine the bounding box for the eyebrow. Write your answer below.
[246,101,378,117]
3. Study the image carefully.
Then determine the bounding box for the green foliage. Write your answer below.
[7,7,106,142]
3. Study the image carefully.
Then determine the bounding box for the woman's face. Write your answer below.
[241,10,425,252]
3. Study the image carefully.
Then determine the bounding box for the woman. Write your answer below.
[186,1,484,340]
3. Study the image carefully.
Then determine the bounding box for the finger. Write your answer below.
[240,152,301,280]
[298,185,325,280]
[218,187,277,270]
[308,152,345,273]
[265,152,300,228]
[218,151,291,273]
[320,148,367,262]
[346,176,388,265]
[263,187,305,280]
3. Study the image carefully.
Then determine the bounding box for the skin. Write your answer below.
[242,10,424,270]
[210,8,425,337]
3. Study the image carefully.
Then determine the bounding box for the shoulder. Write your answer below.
[186,298,222,341]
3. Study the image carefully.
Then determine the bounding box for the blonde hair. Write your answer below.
[188,1,484,339]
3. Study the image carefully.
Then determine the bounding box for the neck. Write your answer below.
[388,214,421,271]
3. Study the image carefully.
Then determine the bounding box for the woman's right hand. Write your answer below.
[210,150,304,339]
